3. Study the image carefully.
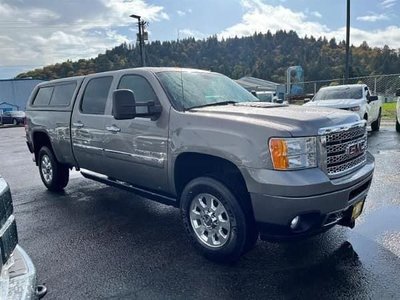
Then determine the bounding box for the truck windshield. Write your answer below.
[156,71,258,110]
[313,87,363,101]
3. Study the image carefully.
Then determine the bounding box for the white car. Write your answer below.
[304,84,382,131]
[396,89,400,132]
[253,91,281,103]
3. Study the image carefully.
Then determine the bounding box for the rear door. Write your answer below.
[102,72,170,192]
[71,75,113,174]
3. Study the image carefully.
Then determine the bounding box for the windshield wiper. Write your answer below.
[187,101,237,110]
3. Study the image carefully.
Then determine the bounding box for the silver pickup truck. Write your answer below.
[25,68,375,262]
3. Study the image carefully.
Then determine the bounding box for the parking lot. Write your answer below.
[0,126,399,299]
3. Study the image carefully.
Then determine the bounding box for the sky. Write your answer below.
[0,0,399,78]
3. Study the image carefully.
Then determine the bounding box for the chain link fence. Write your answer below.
[298,74,400,102]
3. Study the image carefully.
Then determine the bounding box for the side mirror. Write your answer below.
[367,95,378,103]
[113,89,162,120]
[396,89,400,97]
[113,89,137,120]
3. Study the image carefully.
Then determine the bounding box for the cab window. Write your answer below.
[118,75,158,104]
[80,77,113,115]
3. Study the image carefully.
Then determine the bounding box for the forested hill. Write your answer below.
[17,30,400,82]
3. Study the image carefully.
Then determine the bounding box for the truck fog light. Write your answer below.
[290,216,300,229]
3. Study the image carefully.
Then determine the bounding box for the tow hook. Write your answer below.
[35,284,47,299]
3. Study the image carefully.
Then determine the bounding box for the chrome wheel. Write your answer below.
[189,193,231,248]
[41,155,53,183]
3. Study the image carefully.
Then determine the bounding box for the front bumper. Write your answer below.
[0,245,38,299]
[243,152,374,241]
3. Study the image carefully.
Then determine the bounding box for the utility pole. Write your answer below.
[130,14,146,67]
[344,0,350,84]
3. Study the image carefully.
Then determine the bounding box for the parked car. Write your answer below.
[252,91,281,103]
[25,68,374,262]
[0,111,26,125]
[0,175,46,299]
[396,89,400,133]
[304,84,382,131]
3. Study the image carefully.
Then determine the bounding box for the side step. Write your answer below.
[81,170,177,207]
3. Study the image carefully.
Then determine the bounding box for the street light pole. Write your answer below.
[130,14,145,67]
[345,0,350,84]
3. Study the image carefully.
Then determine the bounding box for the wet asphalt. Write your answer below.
[0,126,399,299]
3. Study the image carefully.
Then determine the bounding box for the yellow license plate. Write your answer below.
[351,201,364,220]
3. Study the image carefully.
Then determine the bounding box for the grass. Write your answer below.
[382,102,397,121]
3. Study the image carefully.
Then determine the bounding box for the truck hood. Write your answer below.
[188,102,360,137]
[304,99,363,109]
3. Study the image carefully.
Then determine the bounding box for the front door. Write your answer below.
[103,73,169,193]
[71,76,113,175]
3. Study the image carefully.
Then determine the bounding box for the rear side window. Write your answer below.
[81,77,113,115]
[50,83,77,106]
[118,75,157,104]
[33,86,54,106]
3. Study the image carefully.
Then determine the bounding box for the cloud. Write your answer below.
[357,13,389,22]
[311,11,322,18]
[381,0,397,8]
[177,9,193,17]
[179,29,208,40]
[219,0,400,48]
[220,0,329,39]
[0,0,169,73]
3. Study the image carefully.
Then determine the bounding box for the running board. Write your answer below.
[80,170,177,207]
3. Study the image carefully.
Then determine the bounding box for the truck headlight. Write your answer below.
[349,106,360,112]
[269,137,317,170]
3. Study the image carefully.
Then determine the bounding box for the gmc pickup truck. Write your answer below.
[26,68,375,262]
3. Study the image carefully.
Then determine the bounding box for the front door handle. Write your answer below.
[106,125,121,133]
[73,122,84,128]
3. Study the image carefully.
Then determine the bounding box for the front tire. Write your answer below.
[180,177,250,263]
[396,118,400,133]
[371,110,381,132]
[38,146,69,192]
[12,118,18,126]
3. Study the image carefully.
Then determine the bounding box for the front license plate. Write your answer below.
[351,200,365,221]
[0,220,18,265]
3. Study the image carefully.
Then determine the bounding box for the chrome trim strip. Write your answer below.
[317,135,327,173]
[318,120,367,136]
[103,148,166,165]
[73,144,103,151]
[73,144,166,166]
[0,215,15,236]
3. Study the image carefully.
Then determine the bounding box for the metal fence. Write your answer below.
[298,74,400,102]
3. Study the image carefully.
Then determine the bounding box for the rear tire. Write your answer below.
[396,118,400,133]
[371,110,381,132]
[12,118,18,126]
[180,177,251,263]
[38,146,69,192]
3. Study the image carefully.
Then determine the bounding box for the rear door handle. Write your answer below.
[106,125,121,133]
[73,122,84,128]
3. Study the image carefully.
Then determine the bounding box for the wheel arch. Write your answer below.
[173,152,253,215]
[32,130,57,165]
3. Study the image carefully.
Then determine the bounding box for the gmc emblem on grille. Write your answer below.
[346,141,365,156]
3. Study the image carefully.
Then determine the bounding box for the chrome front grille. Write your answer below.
[319,121,367,177]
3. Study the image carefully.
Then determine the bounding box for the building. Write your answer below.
[0,79,44,113]
[235,76,286,100]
